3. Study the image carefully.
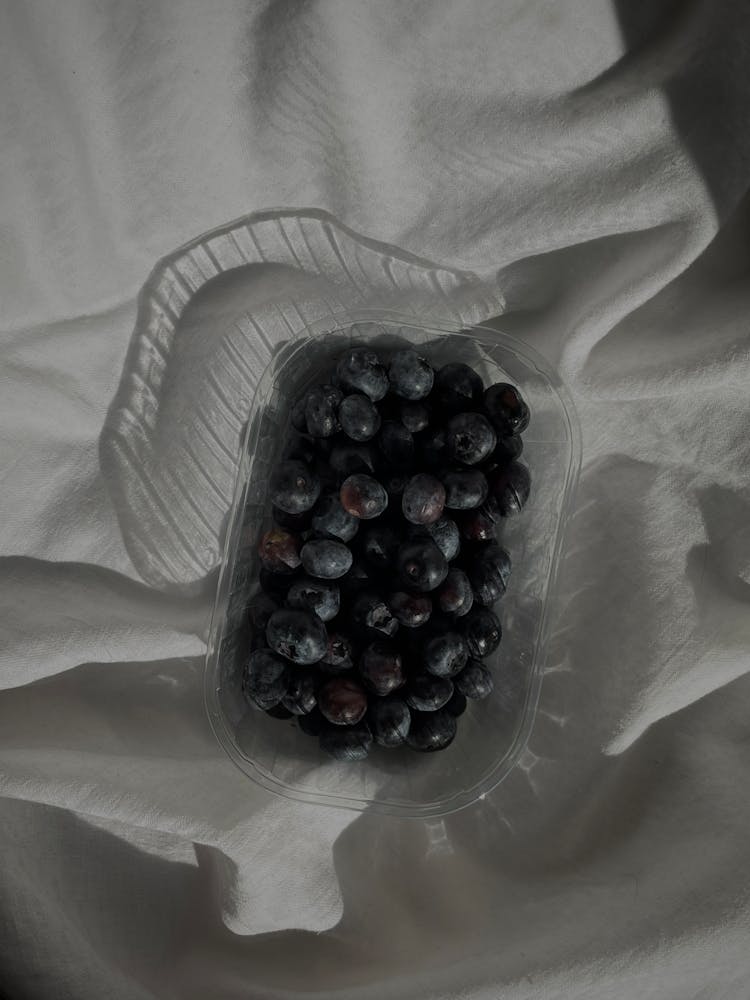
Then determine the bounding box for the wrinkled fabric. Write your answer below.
[1,1,750,998]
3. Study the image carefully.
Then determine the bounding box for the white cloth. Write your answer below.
[2,1,750,998]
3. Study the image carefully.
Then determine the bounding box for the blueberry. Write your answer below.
[446,412,497,466]
[402,474,446,526]
[406,709,457,752]
[455,659,494,699]
[382,470,409,499]
[282,671,319,715]
[258,527,302,574]
[290,397,308,433]
[436,568,474,617]
[318,677,368,726]
[336,348,388,401]
[271,505,312,532]
[397,538,449,593]
[441,468,488,509]
[388,591,432,628]
[247,593,279,631]
[368,696,411,747]
[304,384,341,438]
[388,348,434,400]
[490,434,524,467]
[287,576,340,622]
[266,703,295,720]
[462,606,502,658]
[340,474,388,520]
[423,628,469,677]
[378,421,415,468]
[300,538,353,579]
[342,559,375,593]
[351,591,399,637]
[483,382,530,436]
[420,516,461,561]
[361,522,401,571]
[419,427,447,470]
[242,650,290,710]
[259,567,298,600]
[458,507,497,543]
[486,462,531,517]
[339,393,381,442]
[321,631,354,673]
[433,363,484,414]
[283,433,316,465]
[330,442,376,478]
[319,721,373,760]
[311,492,359,543]
[445,689,468,717]
[358,640,405,695]
[270,460,321,514]
[405,674,453,712]
[467,544,512,605]
[298,706,325,736]
[399,400,431,433]
[266,609,328,665]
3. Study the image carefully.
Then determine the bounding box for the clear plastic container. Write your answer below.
[204,312,581,817]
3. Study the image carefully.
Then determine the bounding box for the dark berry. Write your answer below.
[266,609,328,665]
[361,522,401,571]
[291,397,308,433]
[271,505,312,532]
[258,527,302,574]
[406,709,457,752]
[446,412,497,466]
[282,671,319,715]
[321,631,354,672]
[248,593,279,631]
[269,460,321,514]
[359,641,405,695]
[304,384,341,438]
[490,434,524,467]
[330,442,376,478]
[436,568,474,618]
[378,421,415,468]
[351,591,399,637]
[336,348,388,401]
[340,474,388,519]
[287,577,340,622]
[298,706,325,736]
[467,544,512,605]
[283,433,316,465]
[421,516,460,561]
[342,559,375,593]
[433,363,484,414]
[405,674,453,712]
[419,427,447,470]
[400,400,431,433]
[402,474,446,526]
[486,462,531,517]
[382,470,409,499]
[442,468,488,509]
[445,689,468,717]
[242,650,290,710]
[319,721,373,760]
[266,703,294,720]
[423,628,469,677]
[463,606,502,658]
[311,492,359,543]
[388,591,432,628]
[388,348,434,400]
[300,538,353,579]
[458,507,497,543]
[483,382,530,436]
[455,659,494,699]
[397,538,449,593]
[339,394,381,442]
[318,677,368,726]
[368,696,411,747]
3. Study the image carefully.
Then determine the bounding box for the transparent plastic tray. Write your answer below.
[205,312,581,817]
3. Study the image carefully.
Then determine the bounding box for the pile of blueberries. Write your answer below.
[242,342,530,760]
